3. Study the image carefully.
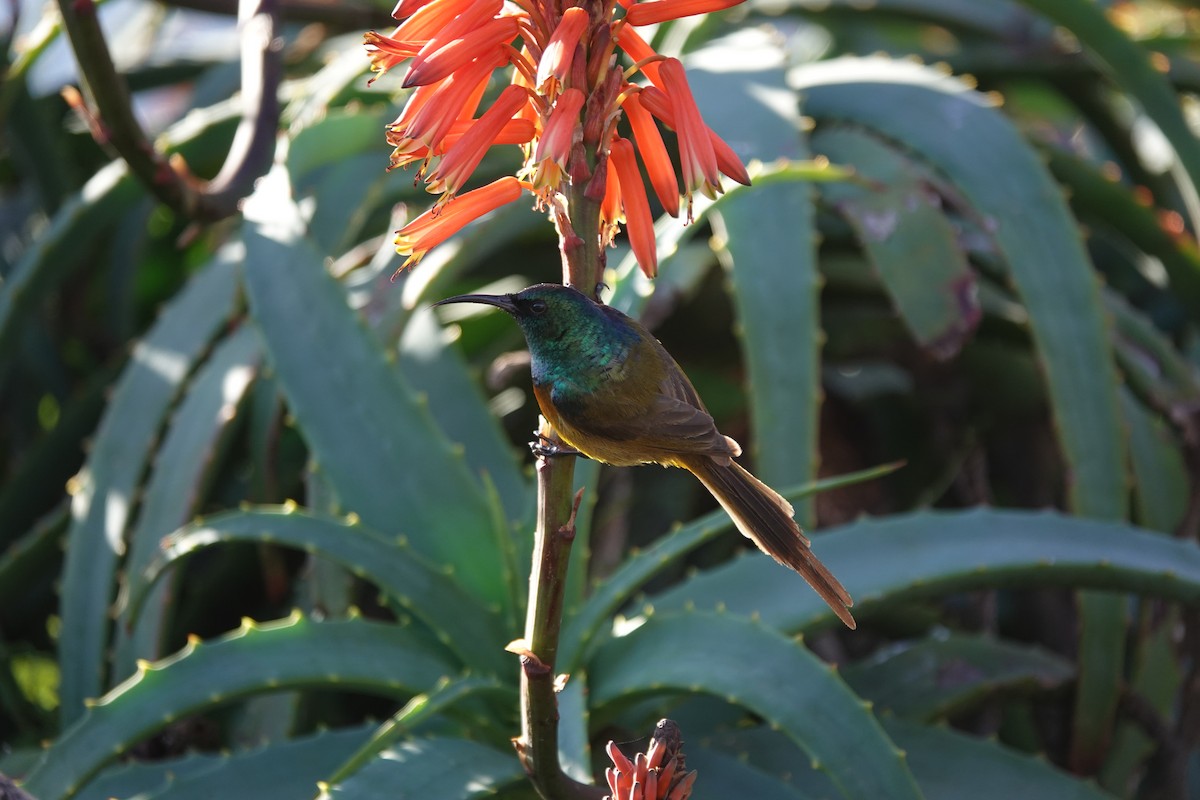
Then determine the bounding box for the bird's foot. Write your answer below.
[529,432,580,459]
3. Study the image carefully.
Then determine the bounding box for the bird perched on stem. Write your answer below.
[436,283,855,629]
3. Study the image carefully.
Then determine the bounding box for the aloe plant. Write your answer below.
[2,1,1200,799]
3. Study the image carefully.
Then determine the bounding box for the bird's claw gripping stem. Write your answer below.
[530,432,581,459]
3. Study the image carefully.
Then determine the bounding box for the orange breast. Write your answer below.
[531,382,647,466]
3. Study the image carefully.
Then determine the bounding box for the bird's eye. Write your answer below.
[529,299,548,315]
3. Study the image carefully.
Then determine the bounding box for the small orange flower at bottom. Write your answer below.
[603,728,696,800]
[394,176,524,268]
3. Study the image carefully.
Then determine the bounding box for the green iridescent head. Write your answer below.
[435,283,639,383]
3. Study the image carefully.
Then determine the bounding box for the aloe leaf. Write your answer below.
[1107,291,1200,420]
[1074,594,1126,771]
[651,508,1200,630]
[1046,148,1200,317]
[813,126,980,358]
[689,746,812,800]
[698,726,839,797]
[1099,617,1181,794]
[0,162,142,358]
[708,717,1111,800]
[304,152,391,257]
[1120,389,1189,533]
[559,463,901,668]
[287,108,389,184]
[556,671,592,784]
[73,725,375,800]
[319,737,525,799]
[884,718,1116,800]
[774,0,1043,37]
[328,675,513,784]
[241,167,504,606]
[841,634,1074,721]
[397,307,530,524]
[797,59,1129,767]
[798,56,1126,519]
[134,508,510,675]
[1018,0,1200,225]
[710,179,821,525]
[113,324,263,679]
[58,251,242,726]
[0,503,66,613]
[23,615,456,800]
[589,611,921,799]
[0,364,110,549]
[688,33,820,523]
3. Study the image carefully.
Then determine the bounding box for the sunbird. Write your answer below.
[436,283,855,629]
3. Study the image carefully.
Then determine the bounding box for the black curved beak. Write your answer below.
[433,293,518,315]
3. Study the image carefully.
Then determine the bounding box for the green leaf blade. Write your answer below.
[241,169,505,606]
[651,508,1200,631]
[58,252,242,725]
[139,508,510,675]
[24,616,456,800]
[589,611,922,800]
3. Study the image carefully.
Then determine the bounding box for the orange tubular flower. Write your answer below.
[624,0,743,26]
[623,93,679,217]
[398,54,503,151]
[536,7,590,92]
[609,137,658,277]
[613,25,664,85]
[363,32,423,83]
[364,0,478,80]
[402,0,506,86]
[393,0,480,42]
[387,118,536,171]
[392,0,432,19]
[599,153,623,246]
[395,177,524,266]
[532,87,587,192]
[403,16,520,88]
[366,0,753,270]
[427,85,533,196]
[659,58,721,206]
[635,86,749,186]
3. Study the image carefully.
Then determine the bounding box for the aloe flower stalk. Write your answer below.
[365,0,752,275]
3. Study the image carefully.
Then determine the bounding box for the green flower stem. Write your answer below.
[55,0,280,221]
[515,187,606,800]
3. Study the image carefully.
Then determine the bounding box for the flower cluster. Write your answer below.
[603,735,696,800]
[364,0,750,275]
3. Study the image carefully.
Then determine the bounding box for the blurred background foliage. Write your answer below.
[3,0,1200,798]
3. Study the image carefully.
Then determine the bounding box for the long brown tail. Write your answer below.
[684,456,855,629]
